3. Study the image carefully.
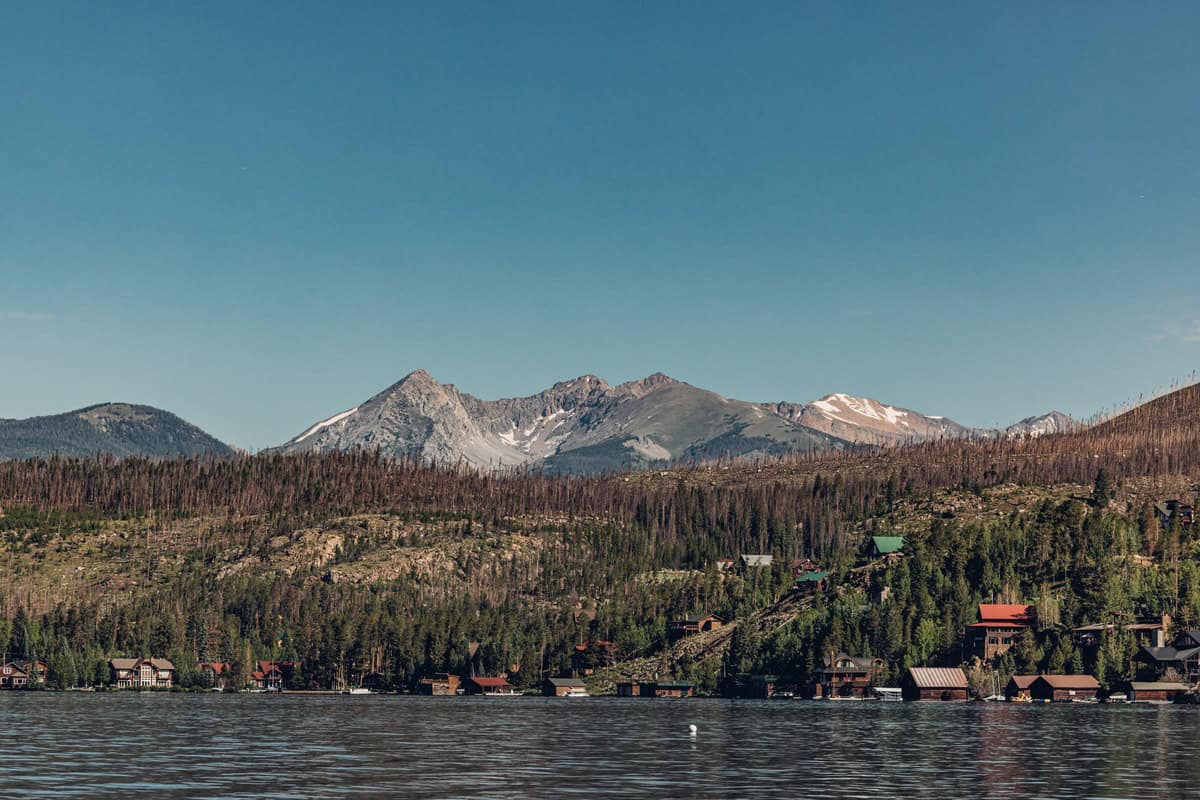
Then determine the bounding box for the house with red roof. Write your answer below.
[251,660,288,691]
[197,661,232,690]
[966,604,1036,660]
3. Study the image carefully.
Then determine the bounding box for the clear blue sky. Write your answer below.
[3,2,1198,450]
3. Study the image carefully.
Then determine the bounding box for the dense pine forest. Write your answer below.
[2,384,1199,694]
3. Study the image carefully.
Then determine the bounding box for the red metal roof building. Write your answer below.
[966,604,1036,661]
[902,667,969,701]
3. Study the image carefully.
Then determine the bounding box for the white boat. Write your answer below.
[872,687,902,702]
[562,688,589,698]
[342,687,372,695]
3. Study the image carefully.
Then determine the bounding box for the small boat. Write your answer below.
[342,687,372,695]
[983,694,1006,702]
[562,688,589,698]
[872,687,902,702]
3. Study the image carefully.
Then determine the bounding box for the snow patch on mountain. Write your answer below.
[295,407,358,443]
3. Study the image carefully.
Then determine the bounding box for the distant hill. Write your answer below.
[274,370,1068,473]
[0,403,233,460]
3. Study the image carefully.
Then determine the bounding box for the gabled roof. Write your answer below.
[469,676,512,687]
[0,662,30,678]
[795,570,830,583]
[110,658,139,670]
[1007,675,1038,690]
[1033,674,1100,690]
[1130,681,1190,691]
[907,667,968,689]
[547,677,587,688]
[977,604,1035,624]
[871,536,905,554]
[679,613,722,624]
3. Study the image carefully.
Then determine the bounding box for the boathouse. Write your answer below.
[648,681,696,698]
[417,673,461,696]
[463,676,516,696]
[1127,681,1191,703]
[615,680,643,697]
[1005,675,1037,701]
[901,667,969,702]
[1029,674,1101,702]
[543,677,588,697]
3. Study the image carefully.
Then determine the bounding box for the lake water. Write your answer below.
[0,694,1196,798]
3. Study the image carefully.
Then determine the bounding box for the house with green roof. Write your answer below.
[871,536,905,558]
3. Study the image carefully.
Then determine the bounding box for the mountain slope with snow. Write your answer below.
[276,371,1074,473]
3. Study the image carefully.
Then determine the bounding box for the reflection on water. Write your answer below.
[0,694,1194,798]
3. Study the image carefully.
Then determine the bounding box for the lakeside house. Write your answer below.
[110,658,175,688]
[1005,675,1038,701]
[1136,630,1200,683]
[814,652,883,699]
[790,558,822,577]
[966,604,1036,660]
[615,680,643,697]
[670,613,723,637]
[1126,681,1191,703]
[1073,614,1170,649]
[251,660,287,691]
[1,662,32,689]
[196,661,232,690]
[543,677,588,697]
[1029,675,1101,702]
[417,673,461,696]
[901,667,969,701]
[463,676,517,696]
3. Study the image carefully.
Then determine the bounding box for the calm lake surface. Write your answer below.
[1,693,1196,798]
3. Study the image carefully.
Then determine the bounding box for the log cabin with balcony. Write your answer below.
[966,604,1036,660]
[814,652,884,699]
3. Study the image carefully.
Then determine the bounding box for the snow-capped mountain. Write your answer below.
[766,393,975,445]
[275,370,844,472]
[276,371,1074,473]
[1003,411,1076,438]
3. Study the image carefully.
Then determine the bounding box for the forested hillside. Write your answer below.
[1,384,1198,693]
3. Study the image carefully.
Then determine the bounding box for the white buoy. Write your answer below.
[688,724,698,737]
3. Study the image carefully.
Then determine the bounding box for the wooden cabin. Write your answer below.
[0,662,31,689]
[615,680,643,697]
[795,570,830,591]
[670,614,723,637]
[417,673,461,696]
[870,536,905,559]
[1073,614,1170,650]
[543,677,588,697]
[815,652,883,699]
[1127,681,1191,703]
[966,604,1035,660]
[1005,675,1037,701]
[1029,674,1100,702]
[463,676,517,696]
[1155,500,1195,530]
[902,667,969,702]
[648,681,696,698]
